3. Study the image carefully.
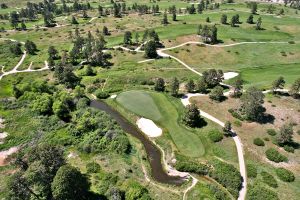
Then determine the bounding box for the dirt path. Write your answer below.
[181,94,247,200]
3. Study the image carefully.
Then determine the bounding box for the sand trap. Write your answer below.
[136,118,162,137]
[223,72,239,80]
[110,94,117,99]
[0,146,18,166]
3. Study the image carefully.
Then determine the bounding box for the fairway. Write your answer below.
[116,90,205,157]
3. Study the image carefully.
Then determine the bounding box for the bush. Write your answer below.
[267,129,277,136]
[265,148,288,163]
[208,184,231,200]
[261,171,278,188]
[86,162,101,173]
[95,90,110,99]
[275,168,295,182]
[248,183,279,200]
[283,145,294,153]
[208,129,223,142]
[209,160,242,198]
[175,154,209,175]
[234,120,242,127]
[247,164,257,178]
[253,138,265,146]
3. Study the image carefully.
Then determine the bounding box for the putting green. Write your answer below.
[116,90,205,157]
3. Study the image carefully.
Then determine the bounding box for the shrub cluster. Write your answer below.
[261,171,278,188]
[247,164,257,178]
[208,160,242,198]
[265,148,288,163]
[283,145,294,153]
[95,90,110,99]
[275,168,295,182]
[174,154,209,175]
[228,109,244,121]
[247,183,279,200]
[253,138,265,146]
[267,129,277,136]
[208,184,231,200]
[208,129,223,142]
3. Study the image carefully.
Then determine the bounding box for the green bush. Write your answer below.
[208,184,231,200]
[265,148,288,163]
[234,120,242,127]
[283,145,294,153]
[86,162,101,173]
[275,168,295,182]
[208,129,223,142]
[248,183,279,200]
[261,171,278,188]
[175,154,209,175]
[209,160,242,198]
[247,164,257,178]
[95,90,110,99]
[267,129,277,136]
[253,138,265,146]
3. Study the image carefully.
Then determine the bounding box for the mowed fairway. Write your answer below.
[116,90,205,157]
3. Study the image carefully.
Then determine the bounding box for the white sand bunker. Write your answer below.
[223,72,239,80]
[136,118,162,138]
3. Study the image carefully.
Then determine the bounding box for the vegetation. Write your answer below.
[261,171,278,188]
[253,138,265,146]
[275,168,295,182]
[265,148,288,163]
[208,129,223,143]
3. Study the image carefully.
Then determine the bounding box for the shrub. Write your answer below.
[253,138,265,146]
[248,183,279,200]
[267,129,277,136]
[95,90,110,99]
[209,160,242,198]
[264,137,269,141]
[208,184,231,200]
[275,168,295,182]
[283,145,294,153]
[208,129,223,142]
[247,164,257,178]
[234,120,242,127]
[86,162,101,173]
[261,171,278,188]
[265,148,288,163]
[175,154,209,175]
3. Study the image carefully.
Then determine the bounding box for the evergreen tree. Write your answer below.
[144,40,157,58]
[9,42,23,55]
[10,11,19,29]
[162,11,168,25]
[232,77,243,97]
[25,40,37,55]
[48,46,58,59]
[154,78,165,92]
[223,121,232,135]
[123,31,132,45]
[183,104,202,128]
[103,26,109,35]
[256,17,262,30]
[277,123,293,145]
[221,14,227,24]
[250,2,258,14]
[186,80,195,93]
[247,14,254,24]
[272,76,285,93]
[197,78,207,93]
[71,16,78,24]
[289,78,300,99]
[171,77,180,97]
[21,21,27,30]
[209,86,224,102]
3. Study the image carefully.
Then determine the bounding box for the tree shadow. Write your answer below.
[257,113,275,124]
[196,118,208,128]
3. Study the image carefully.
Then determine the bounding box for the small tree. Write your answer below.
[230,15,237,27]
[103,26,109,35]
[289,78,300,99]
[277,123,293,145]
[123,31,132,45]
[206,17,210,23]
[250,2,258,14]
[223,121,232,135]
[170,77,180,97]
[144,40,157,58]
[162,11,168,25]
[221,14,227,24]
[71,16,78,24]
[197,78,207,93]
[256,17,262,30]
[246,15,254,24]
[25,40,37,55]
[232,77,243,97]
[186,80,195,93]
[183,104,202,128]
[154,78,165,92]
[272,76,285,93]
[21,21,27,30]
[48,46,58,59]
[209,86,224,102]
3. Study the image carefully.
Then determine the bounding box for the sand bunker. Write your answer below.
[223,72,239,80]
[136,118,162,137]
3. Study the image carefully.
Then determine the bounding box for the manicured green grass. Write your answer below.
[116,90,205,157]
[116,90,162,121]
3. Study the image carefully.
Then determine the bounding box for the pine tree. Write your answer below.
[221,14,227,24]
[154,78,165,92]
[71,16,78,24]
[256,17,262,30]
[162,11,168,25]
[247,15,254,24]
[171,77,180,97]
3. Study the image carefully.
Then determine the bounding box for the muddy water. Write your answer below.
[90,100,184,185]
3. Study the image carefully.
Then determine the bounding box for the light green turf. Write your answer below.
[116,90,205,157]
[116,90,162,121]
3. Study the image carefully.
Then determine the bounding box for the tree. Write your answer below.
[103,26,109,35]
[210,25,218,44]
[209,86,224,102]
[202,69,224,88]
[183,104,202,128]
[123,31,132,45]
[240,87,265,121]
[21,21,26,30]
[154,78,165,92]
[31,93,53,115]
[186,80,195,93]
[256,17,262,30]
[206,17,210,23]
[223,121,232,135]
[83,10,89,19]
[277,123,293,145]
[289,78,300,98]
[144,40,157,58]
[250,2,258,14]
[230,15,237,27]
[10,11,19,29]
[52,99,70,119]
[221,14,227,24]
[162,11,168,25]
[197,78,207,93]
[272,76,285,93]
[172,11,177,21]
[246,14,254,24]
[48,46,58,59]
[51,165,90,200]
[54,63,80,88]
[71,16,78,24]
[24,40,37,55]
[9,42,23,55]
[232,77,243,97]
[12,84,23,98]
[170,77,180,96]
